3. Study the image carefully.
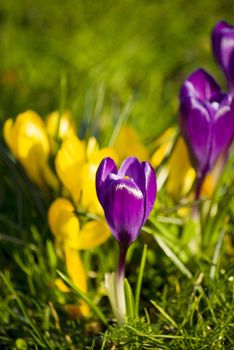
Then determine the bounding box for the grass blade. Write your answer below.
[57,270,108,325]
[134,244,147,317]
[108,96,135,147]
[210,229,225,280]
[150,300,178,328]
[1,272,53,349]
[154,235,192,279]
[124,278,135,319]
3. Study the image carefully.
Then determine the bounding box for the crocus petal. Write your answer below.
[3,119,16,155]
[180,97,213,175]
[64,247,87,293]
[3,111,52,188]
[151,128,176,168]
[96,157,117,206]
[86,137,99,159]
[118,157,145,194]
[180,68,220,102]
[166,137,195,198]
[118,157,156,222]
[55,135,86,201]
[46,110,76,141]
[41,163,59,190]
[212,21,234,92]
[210,96,234,167]
[212,21,234,73]
[104,178,144,245]
[142,161,157,224]
[48,198,80,249]
[227,49,234,92]
[114,125,149,161]
[77,220,110,250]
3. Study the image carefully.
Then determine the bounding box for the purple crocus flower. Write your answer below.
[96,156,157,323]
[179,68,234,198]
[96,156,157,246]
[212,21,234,92]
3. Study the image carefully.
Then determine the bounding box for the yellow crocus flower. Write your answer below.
[3,110,58,189]
[48,198,110,316]
[114,125,149,161]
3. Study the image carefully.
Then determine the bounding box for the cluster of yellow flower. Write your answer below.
[3,110,216,316]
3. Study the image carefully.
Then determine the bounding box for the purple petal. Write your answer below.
[180,97,213,175]
[96,157,117,206]
[180,68,220,102]
[212,21,234,75]
[104,178,144,245]
[210,95,234,167]
[212,21,231,67]
[118,157,145,194]
[227,49,234,93]
[142,162,157,224]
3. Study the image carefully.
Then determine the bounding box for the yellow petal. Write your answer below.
[3,119,17,155]
[151,127,176,168]
[4,111,51,188]
[65,302,90,318]
[77,220,110,250]
[81,147,118,214]
[181,167,196,196]
[114,125,149,161]
[55,278,70,293]
[201,174,215,198]
[48,198,81,249]
[55,135,86,201]
[200,154,224,198]
[153,127,175,148]
[78,301,90,317]
[80,162,103,214]
[13,110,50,161]
[46,110,76,141]
[41,163,59,190]
[166,137,195,198]
[64,247,87,293]
[88,146,119,165]
[86,137,99,159]
[151,144,171,168]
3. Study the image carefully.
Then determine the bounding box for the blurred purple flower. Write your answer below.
[179,68,234,197]
[96,156,157,246]
[212,20,234,92]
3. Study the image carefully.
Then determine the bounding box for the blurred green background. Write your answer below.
[1,0,234,138]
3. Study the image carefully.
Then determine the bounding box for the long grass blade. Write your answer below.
[154,235,192,279]
[150,300,178,328]
[57,270,108,325]
[134,244,147,316]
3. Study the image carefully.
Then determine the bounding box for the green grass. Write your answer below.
[0,0,234,349]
